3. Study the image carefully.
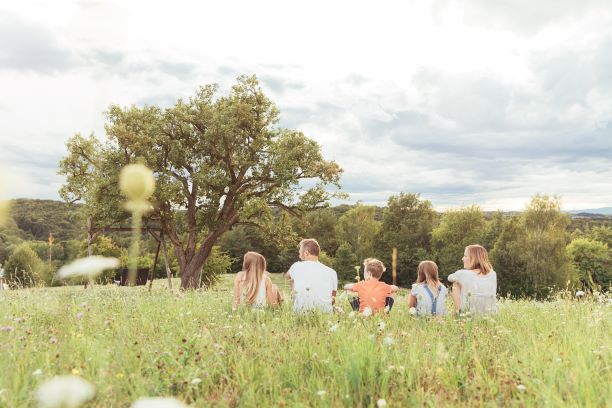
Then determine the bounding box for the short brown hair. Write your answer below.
[365,258,386,279]
[299,239,320,256]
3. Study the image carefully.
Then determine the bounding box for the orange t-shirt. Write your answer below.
[352,279,392,313]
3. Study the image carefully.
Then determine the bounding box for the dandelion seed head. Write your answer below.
[191,378,202,385]
[576,290,585,298]
[517,384,526,392]
[131,397,188,408]
[409,307,417,316]
[377,398,387,407]
[57,256,119,279]
[383,335,394,346]
[119,164,155,202]
[316,390,326,397]
[34,375,95,408]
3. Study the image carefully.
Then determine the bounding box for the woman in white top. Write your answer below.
[232,252,282,309]
[447,245,497,314]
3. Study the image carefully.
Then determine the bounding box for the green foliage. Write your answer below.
[334,242,358,282]
[492,195,572,297]
[3,243,44,288]
[566,238,611,288]
[59,75,342,289]
[432,205,486,277]
[335,204,380,265]
[374,193,437,285]
[318,250,334,268]
[298,208,339,256]
[9,199,83,241]
[201,246,232,288]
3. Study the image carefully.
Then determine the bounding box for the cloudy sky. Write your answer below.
[1,0,611,211]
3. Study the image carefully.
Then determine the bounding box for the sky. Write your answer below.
[1,0,611,211]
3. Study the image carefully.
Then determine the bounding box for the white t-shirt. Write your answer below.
[448,269,497,314]
[411,283,448,316]
[287,261,338,313]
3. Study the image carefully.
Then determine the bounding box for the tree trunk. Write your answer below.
[161,238,173,290]
[180,263,203,290]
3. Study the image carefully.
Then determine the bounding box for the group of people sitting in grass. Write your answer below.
[232,238,497,316]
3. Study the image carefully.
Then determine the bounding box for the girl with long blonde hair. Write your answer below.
[447,245,497,314]
[408,261,448,316]
[232,252,282,308]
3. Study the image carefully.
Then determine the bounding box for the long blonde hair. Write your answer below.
[464,244,493,275]
[241,252,266,304]
[416,261,442,295]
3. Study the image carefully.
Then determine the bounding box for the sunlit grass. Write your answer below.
[0,275,610,407]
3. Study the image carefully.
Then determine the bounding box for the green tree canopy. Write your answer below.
[3,242,44,288]
[566,237,611,288]
[374,193,437,285]
[59,75,342,289]
[335,204,380,265]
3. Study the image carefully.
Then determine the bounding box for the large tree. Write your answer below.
[59,75,342,289]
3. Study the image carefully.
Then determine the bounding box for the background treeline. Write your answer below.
[1,195,611,297]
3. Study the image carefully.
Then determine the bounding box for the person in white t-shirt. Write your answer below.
[447,244,497,314]
[286,238,338,313]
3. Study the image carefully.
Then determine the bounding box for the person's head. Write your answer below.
[242,251,266,304]
[462,244,493,274]
[416,260,441,287]
[364,258,386,280]
[298,239,320,261]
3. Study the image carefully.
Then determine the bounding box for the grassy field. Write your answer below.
[1,274,610,407]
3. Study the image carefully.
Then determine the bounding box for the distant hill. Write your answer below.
[9,199,84,241]
[568,207,612,216]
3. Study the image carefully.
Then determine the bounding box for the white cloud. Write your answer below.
[1,0,611,210]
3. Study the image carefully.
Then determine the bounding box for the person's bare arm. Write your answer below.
[331,290,337,305]
[344,283,355,291]
[408,294,417,308]
[232,272,243,308]
[390,285,399,293]
[452,282,462,312]
[265,276,281,306]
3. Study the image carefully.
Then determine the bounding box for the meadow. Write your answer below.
[1,275,610,407]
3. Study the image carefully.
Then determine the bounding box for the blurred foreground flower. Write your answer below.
[57,256,119,279]
[131,397,188,408]
[377,399,387,407]
[0,200,9,226]
[34,375,95,408]
[119,164,155,202]
[576,290,585,298]
[409,307,417,316]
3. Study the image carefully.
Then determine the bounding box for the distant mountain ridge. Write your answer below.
[568,207,612,215]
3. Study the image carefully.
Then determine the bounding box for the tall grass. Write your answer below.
[0,275,610,407]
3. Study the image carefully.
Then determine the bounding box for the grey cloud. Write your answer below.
[0,12,75,73]
[260,75,305,94]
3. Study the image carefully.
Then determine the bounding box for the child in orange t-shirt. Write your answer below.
[344,258,399,314]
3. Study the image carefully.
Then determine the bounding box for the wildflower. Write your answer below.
[377,398,387,407]
[348,311,356,319]
[362,307,372,317]
[75,312,84,320]
[317,390,326,398]
[119,164,155,202]
[436,367,444,375]
[57,256,119,280]
[517,384,526,393]
[131,397,188,408]
[33,369,43,376]
[382,335,394,346]
[377,321,386,331]
[34,375,95,408]
[409,307,417,316]
[0,326,13,332]
[191,378,202,385]
[71,369,80,375]
[329,324,338,333]
[576,290,585,298]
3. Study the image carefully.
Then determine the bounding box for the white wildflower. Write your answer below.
[34,375,95,408]
[57,256,119,280]
[409,307,417,316]
[329,324,339,333]
[377,321,386,331]
[362,307,372,317]
[190,378,202,385]
[377,398,387,407]
[33,369,43,376]
[131,397,188,408]
[317,390,326,397]
[517,384,526,392]
[575,290,585,298]
[382,335,395,346]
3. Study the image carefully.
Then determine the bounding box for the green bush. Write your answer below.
[3,242,44,288]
